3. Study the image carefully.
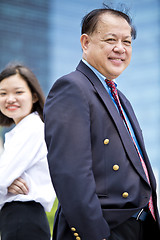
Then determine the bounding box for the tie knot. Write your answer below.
[105,79,116,92]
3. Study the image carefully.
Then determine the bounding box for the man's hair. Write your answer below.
[81,4,136,39]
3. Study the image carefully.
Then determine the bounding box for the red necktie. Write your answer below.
[105,79,156,221]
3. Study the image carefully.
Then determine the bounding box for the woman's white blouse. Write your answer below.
[0,112,56,212]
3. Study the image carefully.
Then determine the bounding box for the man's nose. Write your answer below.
[113,42,125,54]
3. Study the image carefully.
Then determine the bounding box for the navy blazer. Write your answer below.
[44,61,160,240]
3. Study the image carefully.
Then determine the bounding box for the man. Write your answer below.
[44,6,160,240]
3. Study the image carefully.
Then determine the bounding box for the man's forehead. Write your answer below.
[95,13,131,34]
[97,12,130,26]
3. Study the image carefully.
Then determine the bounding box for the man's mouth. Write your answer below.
[109,57,124,61]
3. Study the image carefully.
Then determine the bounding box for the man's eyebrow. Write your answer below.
[103,33,132,38]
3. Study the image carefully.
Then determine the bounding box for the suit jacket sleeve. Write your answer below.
[44,75,110,239]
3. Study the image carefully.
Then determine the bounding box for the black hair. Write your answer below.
[81,4,136,39]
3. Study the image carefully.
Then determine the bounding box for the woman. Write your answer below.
[0,64,56,240]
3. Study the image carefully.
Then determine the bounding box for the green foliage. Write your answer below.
[46,197,58,236]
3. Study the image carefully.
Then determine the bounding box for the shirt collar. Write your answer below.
[82,59,117,88]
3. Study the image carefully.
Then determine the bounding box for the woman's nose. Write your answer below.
[6,94,16,103]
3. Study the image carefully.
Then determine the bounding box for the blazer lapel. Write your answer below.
[119,91,157,189]
[94,83,149,183]
[118,91,145,148]
[76,61,149,184]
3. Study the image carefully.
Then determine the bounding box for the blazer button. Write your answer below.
[76,237,81,240]
[71,227,76,232]
[113,164,119,171]
[122,192,129,198]
[104,138,109,145]
[74,233,79,237]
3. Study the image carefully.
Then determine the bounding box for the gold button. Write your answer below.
[122,192,129,198]
[76,237,81,240]
[104,138,109,145]
[71,227,76,232]
[113,164,119,171]
[74,233,79,237]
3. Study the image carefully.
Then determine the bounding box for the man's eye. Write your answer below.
[124,40,132,45]
[107,38,116,42]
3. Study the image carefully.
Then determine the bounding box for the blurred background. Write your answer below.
[0,0,160,214]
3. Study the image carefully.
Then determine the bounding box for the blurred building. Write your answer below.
[0,0,50,94]
[0,0,160,206]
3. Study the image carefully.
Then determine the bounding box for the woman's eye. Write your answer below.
[16,91,23,94]
[0,92,6,96]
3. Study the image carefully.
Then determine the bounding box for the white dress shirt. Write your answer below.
[0,112,56,212]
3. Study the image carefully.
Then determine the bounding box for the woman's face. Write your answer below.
[0,74,37,124]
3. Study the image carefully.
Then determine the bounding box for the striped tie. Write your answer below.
[105,79,156,221]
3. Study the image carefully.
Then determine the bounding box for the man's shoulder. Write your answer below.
[46,60,97,101]
[53,63,90,87]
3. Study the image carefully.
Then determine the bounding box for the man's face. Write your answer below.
[81,13,132,80]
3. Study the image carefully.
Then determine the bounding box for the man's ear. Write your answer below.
[32,93,38,103]
[80,34,90,51]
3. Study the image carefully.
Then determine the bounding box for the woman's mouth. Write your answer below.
[6,105,19,111]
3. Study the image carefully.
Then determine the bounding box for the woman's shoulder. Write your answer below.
[3,113,45,151]
[15,112,44,137]
[28,112,43,124]
[27,112,44,131]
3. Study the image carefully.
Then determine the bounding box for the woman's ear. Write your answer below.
[32,93,38,103]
